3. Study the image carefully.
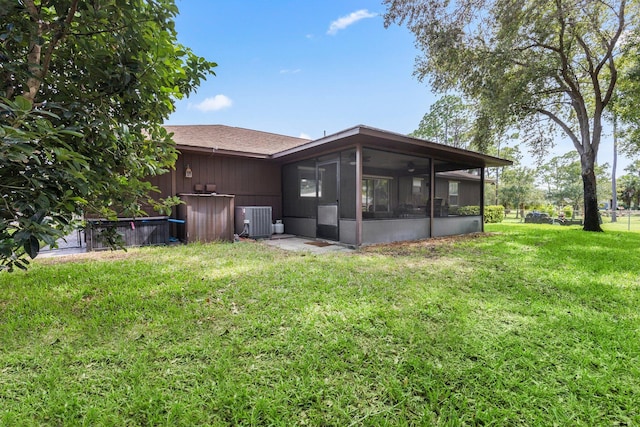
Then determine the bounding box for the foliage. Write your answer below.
[0,97,86,270]
[498,165,537,211]
[0,0,216,271]
[611,32,640,158]
[410,95,473,149]
[563,205,573,218]
[625,159,640,177]
[484,205,504,223]
[384,0,638,231]
[456,205,480,216]
[538,151,611,218]
[617,174,640,208]
[493,146,536,211]
[2,231,639,424]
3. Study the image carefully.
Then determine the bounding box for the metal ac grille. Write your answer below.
[236,206,272,238]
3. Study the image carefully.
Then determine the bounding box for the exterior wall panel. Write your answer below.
[362,218,430,245]
[432,216,482,237]
[154,152,281,221]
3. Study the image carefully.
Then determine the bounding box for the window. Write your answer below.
[448,181,459,206]
[298,167,318,198]
[362,176,391,212]
[413,177,426,198]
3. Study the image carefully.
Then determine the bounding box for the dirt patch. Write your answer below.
[35,250,137,266]
[305,241,333,247]
[361,232,498,257]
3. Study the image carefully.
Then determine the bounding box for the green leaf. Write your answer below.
[14,95,32,112]
[24,236,40,259]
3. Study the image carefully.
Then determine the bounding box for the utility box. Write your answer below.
[235,206,273,239]
[177,194,235,243]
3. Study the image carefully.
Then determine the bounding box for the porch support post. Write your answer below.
[355,144,363,246]
[480,167,485,233]
[429,157,435,237]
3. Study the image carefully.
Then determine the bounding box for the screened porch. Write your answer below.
[281,146,485,246]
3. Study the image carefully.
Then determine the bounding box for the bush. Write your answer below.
[457,205,481,216]
[544,204,555,217]
[485,205,505,223]
[563,206,573,218]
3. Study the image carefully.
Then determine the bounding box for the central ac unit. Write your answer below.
[235,206,272,239]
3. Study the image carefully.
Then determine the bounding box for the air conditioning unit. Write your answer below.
[235,206,273,239]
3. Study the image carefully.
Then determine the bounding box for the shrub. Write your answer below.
[484,205,505,223]
[563,206,573,218]
[457,205,481,216]
[544,204,555,217]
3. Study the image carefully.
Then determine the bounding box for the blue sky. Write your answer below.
[167,1,629,175]
[167,1,435,140]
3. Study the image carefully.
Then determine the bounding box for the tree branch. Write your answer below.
[23,0,79,103]
[601,0,625,107]
[534,106,583,153]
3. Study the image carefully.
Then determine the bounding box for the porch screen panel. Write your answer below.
[340,150,356,219]
[361,148,431,219]
[434,166,482,216]
[283,160,317,218]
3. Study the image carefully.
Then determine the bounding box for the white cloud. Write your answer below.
[280,68,301,74]
[299,132,312,140]
[192,95,232,112]
[327,9,377,35]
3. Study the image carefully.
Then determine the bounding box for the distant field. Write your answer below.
[504,211,640,233]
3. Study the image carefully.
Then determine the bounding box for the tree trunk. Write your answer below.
[581,153,603,231]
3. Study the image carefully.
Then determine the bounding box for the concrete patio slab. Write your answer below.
[262,236,354,254]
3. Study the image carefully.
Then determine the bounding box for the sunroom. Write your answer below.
[276,125,510,246]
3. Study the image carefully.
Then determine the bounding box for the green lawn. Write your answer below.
[504,211,640,233]
[1,225,639,425]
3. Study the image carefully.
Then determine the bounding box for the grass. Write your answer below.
[504,211,640,233]
[1,225,639,426]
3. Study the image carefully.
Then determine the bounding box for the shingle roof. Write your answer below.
[164,125,310,156]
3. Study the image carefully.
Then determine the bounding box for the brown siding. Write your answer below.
[152,152,282,220]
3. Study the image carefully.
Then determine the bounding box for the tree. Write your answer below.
[410,95,473,148]
[539,152,586,217]
[490,145,538,217]
[617,174,640,208]
[624,160,640,176]
[612,31,640,158]
[608,33,640,222]
[499,166,537,218]
[617,161,640,208]
[1,1,216,271]
[384,0,637,232]
[539,151,610,217]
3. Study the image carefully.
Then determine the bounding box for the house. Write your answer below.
[148,124,511,246]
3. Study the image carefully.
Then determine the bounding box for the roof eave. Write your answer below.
[272,125,513,167]
[177,145,272,159]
